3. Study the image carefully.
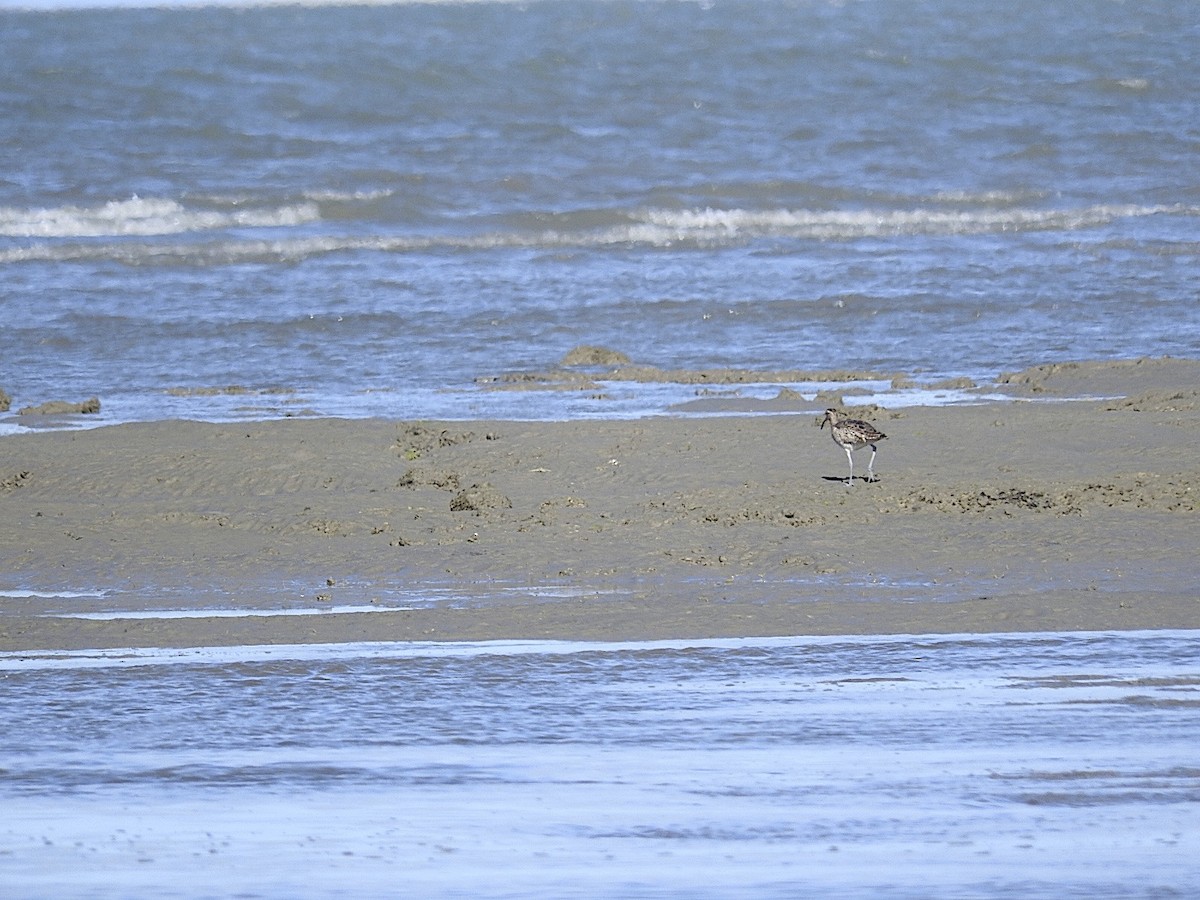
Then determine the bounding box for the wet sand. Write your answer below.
[2,357,1198,651]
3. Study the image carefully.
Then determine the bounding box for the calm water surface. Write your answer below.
[3,630,1199,897]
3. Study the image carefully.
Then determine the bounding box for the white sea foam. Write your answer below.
[930,188,1048,204]
[627,203,1185,242]
[0,196,320,239]
[51,604,418,620]
[2,201,1188,265]
[300,188,396,203]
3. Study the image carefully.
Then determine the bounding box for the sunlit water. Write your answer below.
[3,631,1199,898]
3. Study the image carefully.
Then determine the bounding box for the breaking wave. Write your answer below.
[0,198,1189,265]
[0,196,320,239]
[625,203,1185,242]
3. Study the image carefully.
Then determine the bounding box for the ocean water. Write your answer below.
[2,0,1200,427]
[3,630,1200,898]
[4,6,1200,895]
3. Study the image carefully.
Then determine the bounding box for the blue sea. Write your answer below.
[2,0,1199,427]
[4,3,1200,897]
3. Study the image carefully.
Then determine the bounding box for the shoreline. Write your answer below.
[2,357,1198,652]
[5,354,1193,438]
[6,591,1197,654]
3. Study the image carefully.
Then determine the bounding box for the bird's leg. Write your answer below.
[867,444,877,482]
[844,446,854,485]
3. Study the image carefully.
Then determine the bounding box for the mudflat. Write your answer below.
[2,357,1197,651]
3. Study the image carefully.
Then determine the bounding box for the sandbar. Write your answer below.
[1,357,1197,651]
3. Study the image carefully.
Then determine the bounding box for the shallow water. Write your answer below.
[3,631,1199,897]
[3,0,1200,428]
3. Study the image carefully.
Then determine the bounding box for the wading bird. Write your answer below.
[821,408,887,485]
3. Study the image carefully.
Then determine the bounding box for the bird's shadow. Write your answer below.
[821,475,878,484]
